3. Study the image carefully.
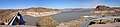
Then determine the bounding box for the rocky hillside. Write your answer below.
[0,7,60,27]
[93,5,120,16]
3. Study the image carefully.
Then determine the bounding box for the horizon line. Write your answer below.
[0,5,120,9]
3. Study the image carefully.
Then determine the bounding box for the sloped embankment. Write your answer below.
[36,16,58,27]
[56,16,85,27]
[56,19,81,27]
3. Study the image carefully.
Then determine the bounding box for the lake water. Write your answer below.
[23,9,93,25]
[53,9,93,23]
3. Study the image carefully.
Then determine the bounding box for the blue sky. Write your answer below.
[0,0,120,9]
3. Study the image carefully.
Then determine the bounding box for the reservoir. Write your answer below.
[23,9,93,26]
[53,9,93,23]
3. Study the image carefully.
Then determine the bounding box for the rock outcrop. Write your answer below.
[93,5,120,16]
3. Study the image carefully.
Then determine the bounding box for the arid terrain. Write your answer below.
[0,5,120,27]
[0,7,61,27]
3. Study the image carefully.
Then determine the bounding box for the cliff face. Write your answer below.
[93,5,120,16]
[95,5,110,11]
